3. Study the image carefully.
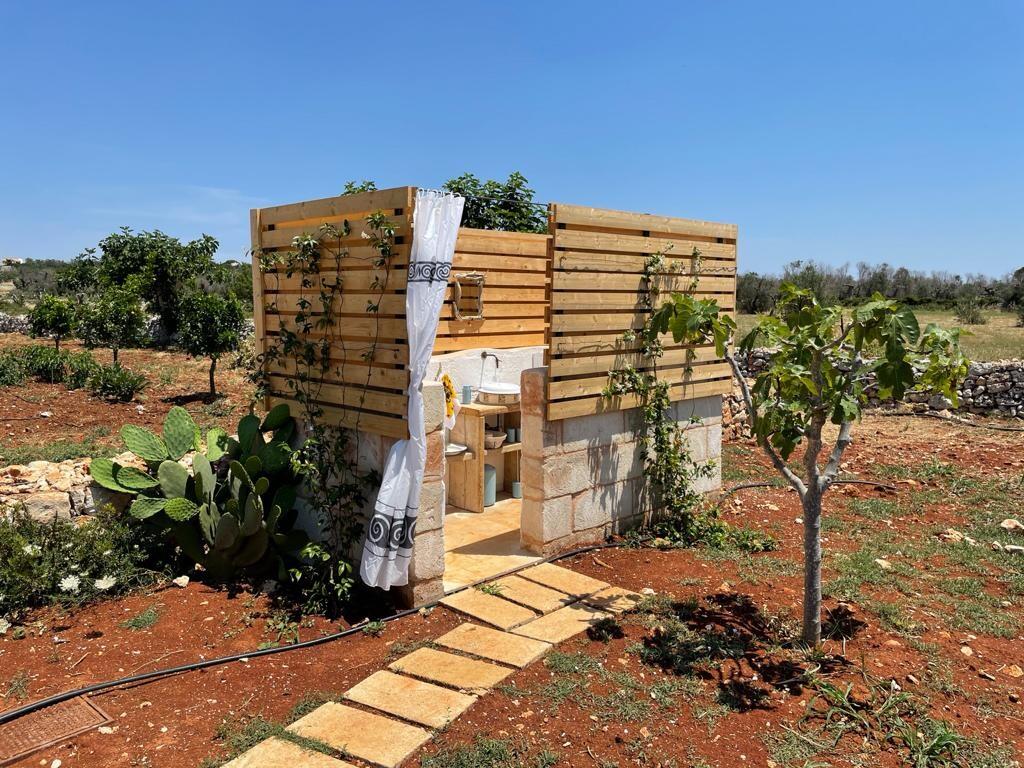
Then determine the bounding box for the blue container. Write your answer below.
[511,481,523,499]
[483,464,497,507]
[461,384,473,404]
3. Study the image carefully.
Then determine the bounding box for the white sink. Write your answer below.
[479,382,520,395]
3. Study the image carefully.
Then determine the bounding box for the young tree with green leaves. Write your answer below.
[27,295,77,351]
[77,285,148,363]
[650,283,968,645]
[177,293,245,397]
[442,171,547,233]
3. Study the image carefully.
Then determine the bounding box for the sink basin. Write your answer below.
[477,382,520,405]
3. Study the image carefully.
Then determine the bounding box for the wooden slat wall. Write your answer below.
[434,228,551,353]
[252,186,414,440]
[545,203,737,421]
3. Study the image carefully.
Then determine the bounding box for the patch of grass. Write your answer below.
[422,737,558,768]
[0,427,115,465]
[846,498,900,521]
[361,619,386,637]
[721,444,763,482]
[476,582,505,596]
[544,651,599,675]
[120,605,160,630]
[692,700,730,733]
[2,670,30,701]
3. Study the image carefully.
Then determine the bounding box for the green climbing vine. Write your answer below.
[254,212,398,613]
[604,247,771,550]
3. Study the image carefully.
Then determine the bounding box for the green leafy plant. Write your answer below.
[27,294,77,351]
[77,284,148,363]
[0,351,26,387]
[952,296,986,325]
[651,282,969,644]
[442,171,547,233]
[89,404,304,580]
[177,292,245,397]
[87,362,147,401]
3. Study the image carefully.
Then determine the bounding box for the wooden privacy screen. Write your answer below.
[437,228,550,353]
[544,203,737,421]
[252,186,415,440]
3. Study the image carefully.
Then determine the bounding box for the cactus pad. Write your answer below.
[165,497,200,521]
[113,465,159,491]
[158,460,189,499]
[89,458,130,492]
[163,406,199,460]
[121,425,169,463]
[129,497,167,519]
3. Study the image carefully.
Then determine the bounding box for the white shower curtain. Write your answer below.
[360,189,465,590]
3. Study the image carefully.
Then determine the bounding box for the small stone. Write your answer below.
[171,576,190,588]
[22,491,72,523]
[1005,664,1023,678]
[979,671,996,681]
[906,674,920,685]
[1004,545,1024,555]
[999,519,1024,532]
[794,517,803,524]
[1010,693,1020,703]
[937,529,965,543]
[641,588,656,596]
[874,558,892,570]
[960,645,973,657]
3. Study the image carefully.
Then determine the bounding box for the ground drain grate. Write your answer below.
[0,696,111,766]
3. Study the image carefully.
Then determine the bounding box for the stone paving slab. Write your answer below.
[286,702,431,768]
[344,670,477,729]
[440,588,538,630]
[511,602,612,644]
[492,574,575,614]
[435,622,552,668]
[389,646,513,692]
[583,585,644,614]
[223,736,357,768]
[516,562,610,598]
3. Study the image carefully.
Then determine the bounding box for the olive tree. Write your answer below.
[651,283,968,645]
[27,295,77,351]
[177,293,245,397]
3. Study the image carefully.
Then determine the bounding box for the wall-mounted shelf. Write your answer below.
[447,401,522,513]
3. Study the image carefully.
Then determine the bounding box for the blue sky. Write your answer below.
[1,1,1021,276]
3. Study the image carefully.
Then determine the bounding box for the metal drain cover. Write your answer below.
[0,696,111,766]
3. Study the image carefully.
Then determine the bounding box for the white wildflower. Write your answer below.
[94,575,117,591]
[58,575,81,594]
[0,618,10,635]
[101,549,112,557]
[22,544,41,556]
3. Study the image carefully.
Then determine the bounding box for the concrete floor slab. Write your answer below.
[435,622,551,668]
[443,498,540,591]
[492,574,575,614]
[286,702,430,768]
[223,737,357,768]
[441,588,537,630]
[389,646,513,692]
[583,585,645,614]
[344,670,477,729]
[516,562,609,598]
[511,603,612,644]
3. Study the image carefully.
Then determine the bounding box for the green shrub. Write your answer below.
[0,351,26,387]
[77,285,148,364]
[20,345,70,383]
[953,296,986,325]
[88,363,147,401]
[177,292,245,396]
[1016,304,1024,328]
[0,505,173,623]
[27,294,77,351]
[65,351,100,389]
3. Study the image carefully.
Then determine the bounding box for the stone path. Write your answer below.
[224,562,639,768]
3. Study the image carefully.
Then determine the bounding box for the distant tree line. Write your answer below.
[737,260,1024,316]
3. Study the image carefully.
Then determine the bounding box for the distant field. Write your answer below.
[736,308,1023,362]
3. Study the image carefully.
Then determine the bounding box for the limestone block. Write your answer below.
[539,450,594,497]
[409,527,445,581]
[520,367,548,417]
[573,480,635,532]
[521,493,573,551]
[706,422,723,459]
[416,479,445,533]
[396,577,444,608]
[561,409,629,453]
[424,431,445,479]
[521,412,561,456]
[23,491,72,523]
[680,426,709,463]
[422,381,445,434]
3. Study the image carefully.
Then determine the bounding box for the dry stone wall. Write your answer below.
[0,457,130,523]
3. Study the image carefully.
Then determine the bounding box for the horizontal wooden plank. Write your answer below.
[546,378,733,421]
[260,244,409,268]
[437,317,545,336]
[261,220,411,250]
[451,252,549,272]
[264,266,548,295]
[266,396,409,440]
[554,229,736,260]
[549,331,717,356]
[442,302,547,320]
[548,362,733,400]
[553,271,735,294]
[455,230,550,257]
[266,312,407,340]
[548,345,721,378]
[268,356,408,390]
[551,308,734,334]
[552,290,733,311]
[553,203,736,241]
[432,332,547,353]
[258,187,412,228]
[263,337,407,365]
[267,375,407,414]
[552,249,735,274]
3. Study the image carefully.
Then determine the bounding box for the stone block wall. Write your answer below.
[519,367,722,555]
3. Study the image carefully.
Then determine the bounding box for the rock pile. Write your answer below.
[0,457,129,523]
[0,312,30,334]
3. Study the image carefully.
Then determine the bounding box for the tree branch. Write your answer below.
[726,353,808,497]
[821,420,854,490]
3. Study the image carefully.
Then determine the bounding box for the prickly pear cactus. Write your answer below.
[163,406,199,460]
[121,425,169,463]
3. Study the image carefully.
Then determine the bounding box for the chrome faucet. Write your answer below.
[481,351,500,373]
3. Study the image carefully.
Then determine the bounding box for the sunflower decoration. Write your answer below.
[441,373,458,427]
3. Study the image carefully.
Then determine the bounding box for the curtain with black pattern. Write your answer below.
[359,189,465,590]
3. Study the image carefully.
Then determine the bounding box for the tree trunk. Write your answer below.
[54,336,61,353]
[801,489,823,646]
[112,346,119,365]
[209,357,217,398]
